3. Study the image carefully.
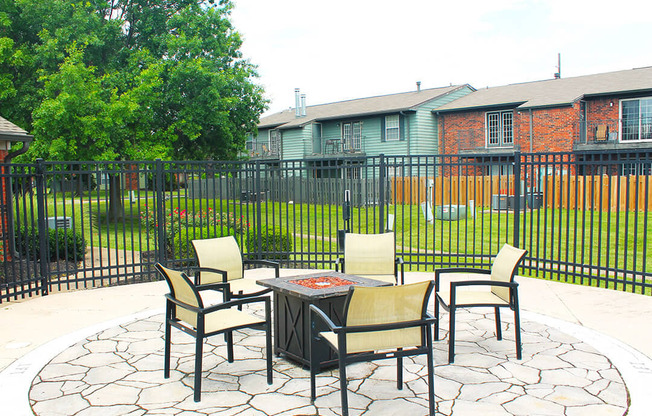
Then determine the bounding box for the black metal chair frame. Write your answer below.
[334,256,405,285]
[334,232,405,285]
[309,282,436,416]
[157,264,273,402]
[434,265,524,364]
[190,238,280,301]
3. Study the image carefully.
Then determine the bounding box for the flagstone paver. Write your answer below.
[29,308,628,416]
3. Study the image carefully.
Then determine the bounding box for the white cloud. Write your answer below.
[230,0,652,115]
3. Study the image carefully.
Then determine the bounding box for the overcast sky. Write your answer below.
[230,0,652,116]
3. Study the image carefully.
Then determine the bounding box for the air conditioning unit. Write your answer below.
[46,216,72,230]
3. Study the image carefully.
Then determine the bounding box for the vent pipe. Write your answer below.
[294,88,301,117]
[300,94,307,117]
[416,81,421,92]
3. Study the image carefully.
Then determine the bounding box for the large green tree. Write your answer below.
[0,0,267,162]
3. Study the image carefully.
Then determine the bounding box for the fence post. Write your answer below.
[254,160,263,260]
[513,151,521,248]
[154,159,166,265]
[378,154,386,234]
[35,158,49,296]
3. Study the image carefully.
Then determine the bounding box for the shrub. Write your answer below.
[170,226,234,261]
[246,226,292,260]
[16,227,87,262]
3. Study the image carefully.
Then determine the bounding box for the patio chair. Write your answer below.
[156,263,273,402]
[595,124,609,141]
[434,243,527,363]
[335,232,404,285]
[191,236,279,302]
[310,281,436,416]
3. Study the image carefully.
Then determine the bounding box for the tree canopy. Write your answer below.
[0,0,267,161]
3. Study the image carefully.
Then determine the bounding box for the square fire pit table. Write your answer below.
[257,271,391,367]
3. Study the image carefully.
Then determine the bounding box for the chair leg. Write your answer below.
[514,306,522,360]
[448,307,456,363]
[226,331,234,363]
[193,336,203,402]
[495,307,503,340]
[434,300,440,341]
[309,337,319,403]
[164,319,171,378]
[426,326,436,416]
[397,349,403,390]
[266,324,273,384]
[339,354,349,416]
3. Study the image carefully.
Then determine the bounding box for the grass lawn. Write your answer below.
[12,192,651,294]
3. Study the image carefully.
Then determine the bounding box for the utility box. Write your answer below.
[507,195,526,211]
[492,194,508,210]
[527,192,543,209]
[46,216,71,230]
[435,205,467,221]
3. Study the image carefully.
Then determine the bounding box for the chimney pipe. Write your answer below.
[295,88,301,117]
[416,81,421,92]
[300,94,307,117]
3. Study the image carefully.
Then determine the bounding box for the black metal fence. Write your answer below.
[1,150,650,303]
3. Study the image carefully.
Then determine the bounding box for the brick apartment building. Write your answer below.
[434,66,652,176]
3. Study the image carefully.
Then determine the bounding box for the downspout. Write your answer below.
[399,111,410,155]
[529,109,533,153]
[4,140,31,258]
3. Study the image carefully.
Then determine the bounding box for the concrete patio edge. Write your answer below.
[2,306,651,416]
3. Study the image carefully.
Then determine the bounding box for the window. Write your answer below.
[622,161,652,176]
[342,121,361,150]
[385,115,400,141]
[621,97,652,142]
[269,130,281,154]
[486,111,513,147]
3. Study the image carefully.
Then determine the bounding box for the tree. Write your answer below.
[0,0,266,220]
[0,0,267,162]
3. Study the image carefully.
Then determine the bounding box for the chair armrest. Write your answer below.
[339,317,436,334]
[395,256,405,284]
[165,294,202,314]
[196,282,231,293]
[434,267,490,290]
[450,280,518,289]
[243,259,280,278]
[334,257,344,272]
[203,294,271,314]
[309,304,339,332]
[187,266,228,284]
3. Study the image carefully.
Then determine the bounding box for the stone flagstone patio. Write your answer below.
[28,305,628,416]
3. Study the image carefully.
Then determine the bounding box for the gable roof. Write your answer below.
[0,116,32,142]
[435,66,652,113]
[259,85,470,130]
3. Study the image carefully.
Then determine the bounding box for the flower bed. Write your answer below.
[289,276,355,289]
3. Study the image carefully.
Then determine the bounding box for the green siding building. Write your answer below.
[247,84,474,177]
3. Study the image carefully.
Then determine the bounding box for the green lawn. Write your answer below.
[13,192,651,294]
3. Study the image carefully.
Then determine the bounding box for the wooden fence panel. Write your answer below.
[392,175,652,211]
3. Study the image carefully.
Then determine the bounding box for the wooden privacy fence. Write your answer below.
[391,176,515,207]
[391,175,652,212]
[545,175,652,212]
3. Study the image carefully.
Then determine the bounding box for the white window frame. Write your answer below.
[622,161,652,176]
[385,115,400,141]
[485,111,514,147]
[268,130,281,154]
[620,97,652,142]
[341,121,362,150]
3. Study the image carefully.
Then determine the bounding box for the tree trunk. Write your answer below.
[107,173,124,222]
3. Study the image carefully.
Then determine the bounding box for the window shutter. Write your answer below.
[380,117,386,142]
[399,115,406,141]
